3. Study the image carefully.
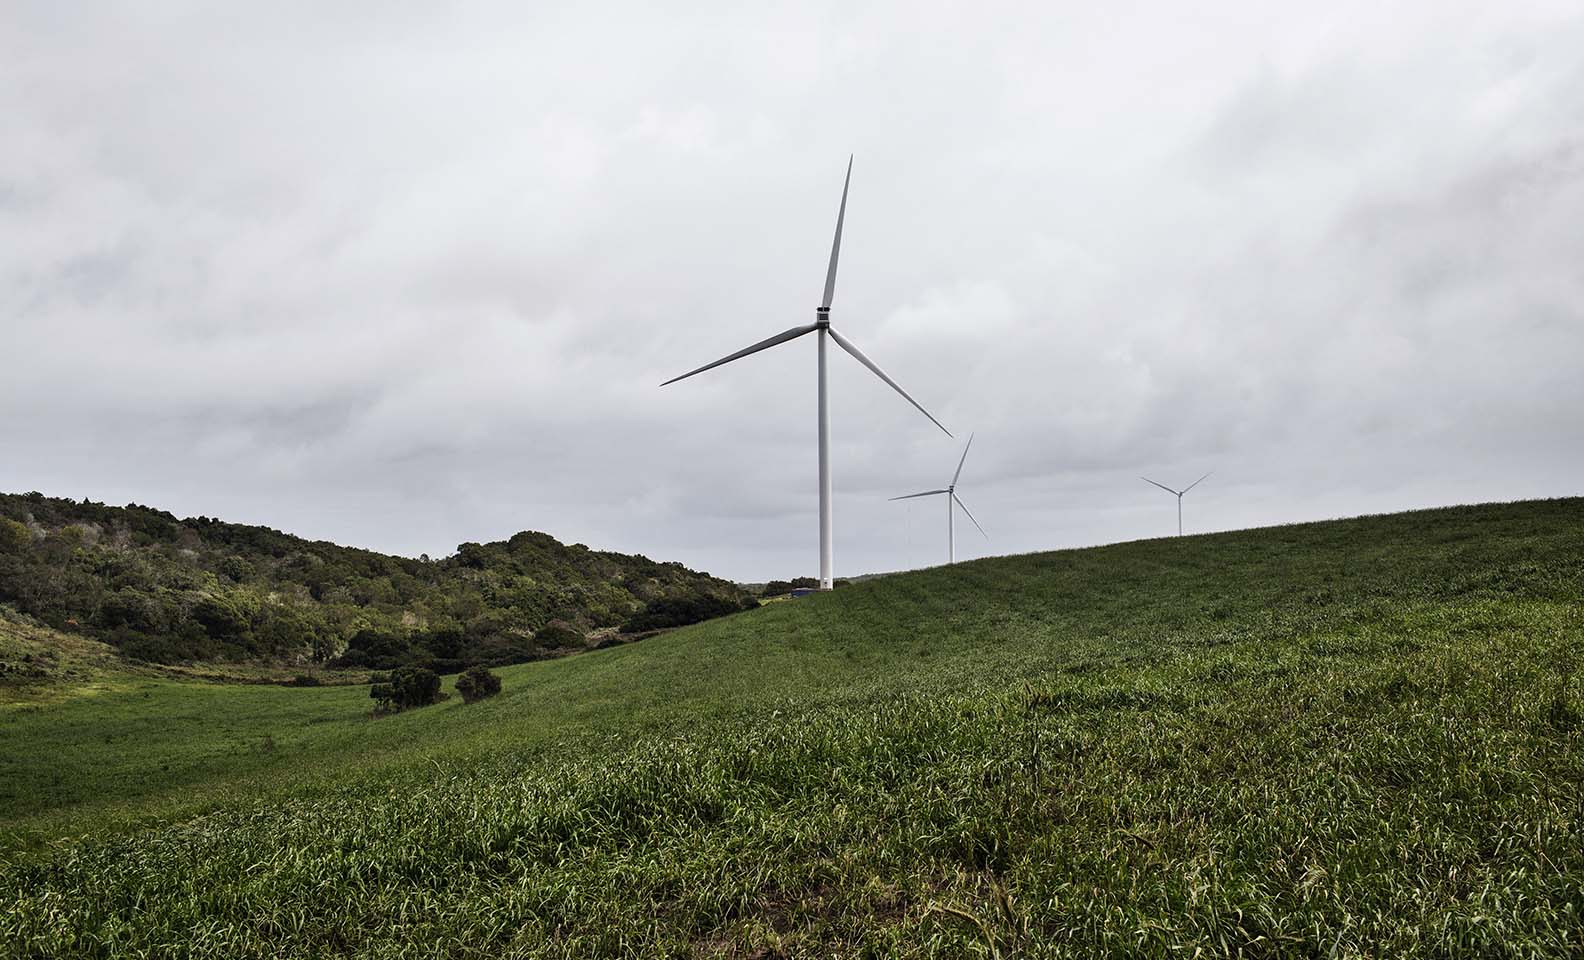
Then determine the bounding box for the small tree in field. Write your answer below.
[455,665,502,704]
[370,665,442,713]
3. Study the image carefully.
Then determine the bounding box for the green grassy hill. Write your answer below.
[3,498,1583,957]
[0,492,753,671]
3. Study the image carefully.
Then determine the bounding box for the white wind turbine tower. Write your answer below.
[889,433,986,564]
[1140,472,1212,537]
[662,157,951,591]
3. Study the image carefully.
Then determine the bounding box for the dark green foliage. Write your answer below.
[760,576,849,595]
[218,555,252,582]
[192,592,252,643]
[623,593,754,631]
[0,491,752,669]
[0,518,29,553]
[253,607,320,661]
[759,576,818,596]
[96,590,168,634]
[113,628,207,664]
[454,665,502,703]
[533,618,583,648]
[416,623,465,661]
[369,666,442,713]
[466,631,538,667]
[334,629,411,670]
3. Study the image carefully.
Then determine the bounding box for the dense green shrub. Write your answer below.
[252,606,319,659]
[0,518,30,553]
[370,666,442,713]
[623,595,755,633]
[192,592,252,643]
[759,577,848,596]
[454,665,502,704]
[760,577,818,596]
[115,627,207,664]
[335,629,412,670]
[468,633,536,667]
[417,623,466,660]
[219,555,253,582]
[534,619,583,648]
[97,590,168,634]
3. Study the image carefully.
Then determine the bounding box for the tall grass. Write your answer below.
[3,499,1582,957]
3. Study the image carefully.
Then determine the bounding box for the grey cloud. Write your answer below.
[3,0,1582,581]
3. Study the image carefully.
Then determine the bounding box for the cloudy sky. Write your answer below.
[3,1,1581,582]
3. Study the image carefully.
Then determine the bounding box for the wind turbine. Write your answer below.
[1140,472,1212,536]
[661,157,951,591]
[889,433,986,564]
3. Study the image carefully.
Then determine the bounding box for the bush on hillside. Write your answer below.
[334,629,412,670]
[758,577,848,596]
[97,589,169,634]
[0,518,31,553]
[468,632,537,667]
[622,594,755,633]
[370,666,442,713]
[534,619,583,649]
[192,592,252,643]
[455,665,502,704]
[760,577,818,596]
[115,628,202,664]
[219,555,253,582]
[252,607,320,660]
[417,623,466,661]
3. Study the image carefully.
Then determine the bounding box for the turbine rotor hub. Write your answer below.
[815,307,831,329]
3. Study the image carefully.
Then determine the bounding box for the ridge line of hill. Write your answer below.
[0,490,756,672]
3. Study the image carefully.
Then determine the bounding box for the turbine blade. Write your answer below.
[1182,471,1213,494]
[888,489,949,501]
[1140,476,1180,496]
[821,156,853,310]
[951,433,974,486]
[660,323,819,386]
[953,492,987,539]
[827,327,952,438]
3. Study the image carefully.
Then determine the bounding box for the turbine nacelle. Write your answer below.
[1140,472,1213,537]
[890,433,985,565]
[662,157,951,589]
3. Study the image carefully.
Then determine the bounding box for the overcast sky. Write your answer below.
[3,1,1581,582]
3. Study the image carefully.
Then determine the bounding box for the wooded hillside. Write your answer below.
[0,491,754,670]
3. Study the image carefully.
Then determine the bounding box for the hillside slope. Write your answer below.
[0,491,753,670]
[3,498,1583,957]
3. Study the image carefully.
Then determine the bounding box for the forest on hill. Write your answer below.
[0,491,754,671]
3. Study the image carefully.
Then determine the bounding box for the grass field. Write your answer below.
[3,499,1583,957]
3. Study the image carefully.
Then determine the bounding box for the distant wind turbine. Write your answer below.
[662,157,951,591]
[1140,472,1212,537]
[890,433,986,564]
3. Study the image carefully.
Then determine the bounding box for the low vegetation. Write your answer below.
[455,665,502,704]
[755,576,851,597]
[0,491,754,672]
[2,498,1582,956]
[369,665,444,713]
